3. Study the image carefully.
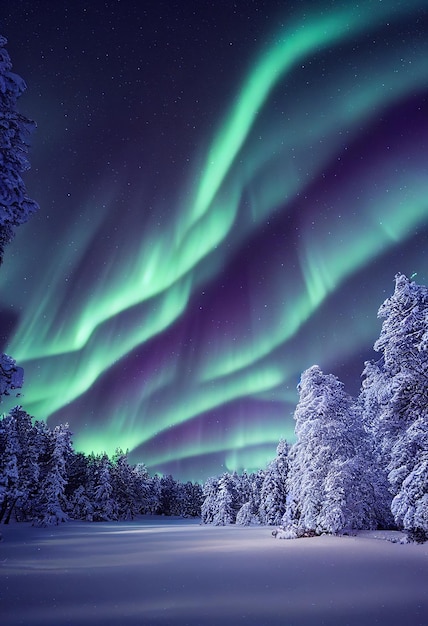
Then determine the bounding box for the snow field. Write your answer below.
[1,517,427,626]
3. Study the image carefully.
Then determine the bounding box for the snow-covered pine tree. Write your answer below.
[69,485,94,521]
[131,462,152,514]
[90,453,118,521]
[282,365,381,538]
[201,476,219,524]
[235,501,255,525]
[0,411,22,523]
[259,439,289,525]
[211,472,240,526]
[111,448,141,520]
[33,423,72,526]
[0,34,38,261]
[362,274,428,540]
[158,474,179,516]
[9,406,39,522]
[134,464,160,514]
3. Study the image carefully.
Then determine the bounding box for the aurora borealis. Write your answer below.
[0,0,427,481]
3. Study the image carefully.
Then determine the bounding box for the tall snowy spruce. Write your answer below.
[0,35,38,261]
[259,439,289,525]
[211,472,241,526]
[33,423,73,526]
[280,365,384,538]
[362,274,428,542]
[0,35,38,401]
[0,408,40,523]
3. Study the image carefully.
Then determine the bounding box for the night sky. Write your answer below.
[1,0,427,482]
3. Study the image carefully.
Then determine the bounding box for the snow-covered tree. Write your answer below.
[111,448,141,520]
[89,453,118,521]
[136,465,161,515]
[211,472,241,526]
[389,420,428,542]
[9,407,39,522]
[361,274,428,540]
[175,481,203,518]
[131,463,155,514]
[282,365,382,538]
[0,407,41,523]
[157,474,179,516]
[259,439,289,525]
[201,476,219,524]
[68,485,94,521]
[0,34,38,262]
[33,423,73,526]
[0,411,21,523]
[236,501,256,526]
[212,474,235,525]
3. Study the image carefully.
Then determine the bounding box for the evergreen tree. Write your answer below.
[68,485,94,521]
[201,476,219,524]
[158,474,179,516]
[0,411,21,523]
[259,439,289,525]
[147,474,161,514]
[236,501,255,526]
[211,472,240,526]
[111,449,140,520]
[236,470,265,525]
[33,424,72,526]
[362,274,428,540]
[9,406,39,522]
[0,34,38,261]
[283,365,381,537]
[133,464,160,514]
[64,451,91,505]
[180,481,203,518]
[90,453,118,521]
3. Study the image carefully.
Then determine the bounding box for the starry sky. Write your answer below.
[0,0,427,482]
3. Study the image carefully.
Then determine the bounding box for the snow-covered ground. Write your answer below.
[1,517,427,626]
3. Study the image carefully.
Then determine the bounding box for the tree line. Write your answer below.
[0,407,203,526]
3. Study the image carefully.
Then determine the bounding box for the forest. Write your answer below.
[1,35,427,542]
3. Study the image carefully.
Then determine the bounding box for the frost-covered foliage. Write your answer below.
[211,472,241,525]
[362,274,428,541]
[33,423,72,526]
[0,34,38,262]
[0,406,39,523]
[283,365,383,537]
[259,439,289,525]
[201,476,218,524]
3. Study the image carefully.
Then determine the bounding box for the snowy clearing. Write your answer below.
[1,517,427,626]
